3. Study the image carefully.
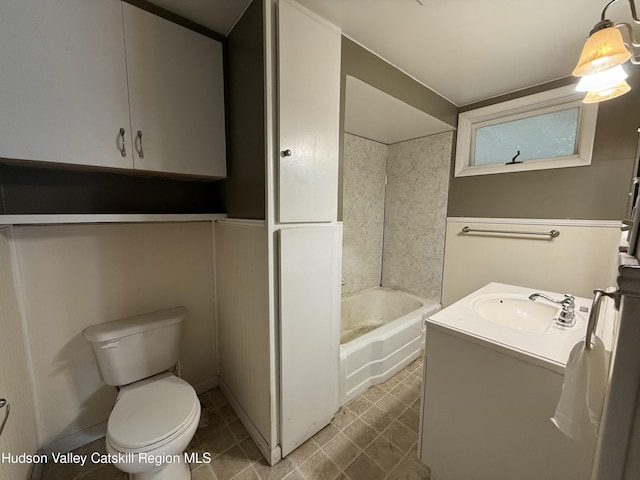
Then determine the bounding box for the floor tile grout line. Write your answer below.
[317,433,364,476]
[226,463,256,480]
[44,361,426,480]
[339,387,421,455]
[361,448,400,477]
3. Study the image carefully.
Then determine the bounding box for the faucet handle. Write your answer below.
[562,295,575,308]
[558,295,576,325]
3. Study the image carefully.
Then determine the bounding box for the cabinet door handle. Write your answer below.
[118,128,127,157]
[281,149,292,157]
[136,130,144,159]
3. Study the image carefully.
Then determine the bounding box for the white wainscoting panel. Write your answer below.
[0,228,38,480]
[442,218,621,307]
[214,222,271,448]
[13,222,216,447]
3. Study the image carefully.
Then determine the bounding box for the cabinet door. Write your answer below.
[123,3,226,178]
[279,226,337,456]
[0,0,132,169]
[278,0,341,222]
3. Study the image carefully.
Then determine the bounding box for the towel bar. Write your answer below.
[461,226,560,238]
[0,399,9,438]
[586,289,616,350]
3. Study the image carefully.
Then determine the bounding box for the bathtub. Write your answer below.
[339,287,440,404]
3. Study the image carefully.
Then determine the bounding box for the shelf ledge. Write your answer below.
[0,213,227,226]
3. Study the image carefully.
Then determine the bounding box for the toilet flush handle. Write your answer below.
[100,341,120,349]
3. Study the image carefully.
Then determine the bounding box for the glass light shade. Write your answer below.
[576,65,628,92]
[583,80,631,103]
[572,27,631,76]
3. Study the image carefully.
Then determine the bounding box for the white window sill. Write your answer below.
[455,154,591,177]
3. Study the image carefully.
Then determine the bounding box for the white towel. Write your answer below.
[551,336,608,440]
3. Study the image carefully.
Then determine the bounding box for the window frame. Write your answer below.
[454,85,599,177]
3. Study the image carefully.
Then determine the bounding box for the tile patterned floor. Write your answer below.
[41,357,429,480]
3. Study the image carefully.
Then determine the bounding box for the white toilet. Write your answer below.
[84,307,200,480]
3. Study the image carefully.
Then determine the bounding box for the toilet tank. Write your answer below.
[84,307,186,386]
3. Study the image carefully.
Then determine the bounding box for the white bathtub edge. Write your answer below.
[338,292,441,406]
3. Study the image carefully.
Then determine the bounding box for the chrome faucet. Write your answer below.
[528,293,576,327]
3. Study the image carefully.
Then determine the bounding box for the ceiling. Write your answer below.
[147,0,252,36]
[150,0,640,106]
[345,76,453,144]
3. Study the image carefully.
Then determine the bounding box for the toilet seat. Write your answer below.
[107,373,199,452]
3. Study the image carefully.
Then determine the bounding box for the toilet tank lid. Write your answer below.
[84,307,186,343]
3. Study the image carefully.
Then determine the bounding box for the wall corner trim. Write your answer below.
[447,217,623,228]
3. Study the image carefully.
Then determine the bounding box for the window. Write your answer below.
[454,85,598,177]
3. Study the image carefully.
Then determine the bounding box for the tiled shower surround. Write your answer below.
[342,132,453,301]
[342,134,388,295]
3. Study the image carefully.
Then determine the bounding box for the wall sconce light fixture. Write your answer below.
[573,0,640,102]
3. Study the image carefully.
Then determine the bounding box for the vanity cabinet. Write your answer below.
[420,327,593,480]
[0,0,226,178]
[418,283,604,480]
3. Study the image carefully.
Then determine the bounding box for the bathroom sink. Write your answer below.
[427,283,598,371]
[472,295,564,333]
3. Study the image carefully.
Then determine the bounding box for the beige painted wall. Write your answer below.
[448,71,640,220]
[13,222,216,446]
[219,0,266,219]
[441,219,620,307]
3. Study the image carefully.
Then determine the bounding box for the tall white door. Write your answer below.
[277,0,341,223]
[0,0,132,169]
[279,226,337,455]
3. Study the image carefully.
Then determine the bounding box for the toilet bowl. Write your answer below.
[84,307,200,480]
[105,372,200,479]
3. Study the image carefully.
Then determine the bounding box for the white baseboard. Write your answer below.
[218,378,282,466]
[194,375,218,395]
[42,421,107,456]
[42,376,218,455]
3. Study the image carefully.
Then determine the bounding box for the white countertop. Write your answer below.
[427,282,615,373]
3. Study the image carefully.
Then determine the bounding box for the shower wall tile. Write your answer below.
[382,132,453,301]
[342,133,388,295]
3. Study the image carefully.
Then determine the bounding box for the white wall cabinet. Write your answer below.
[212,0,342,464]
[123,3,226,177]
[0,0,132,170]
[0,0,226,178]
[274,0,342,460]
[277,0,341,222]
